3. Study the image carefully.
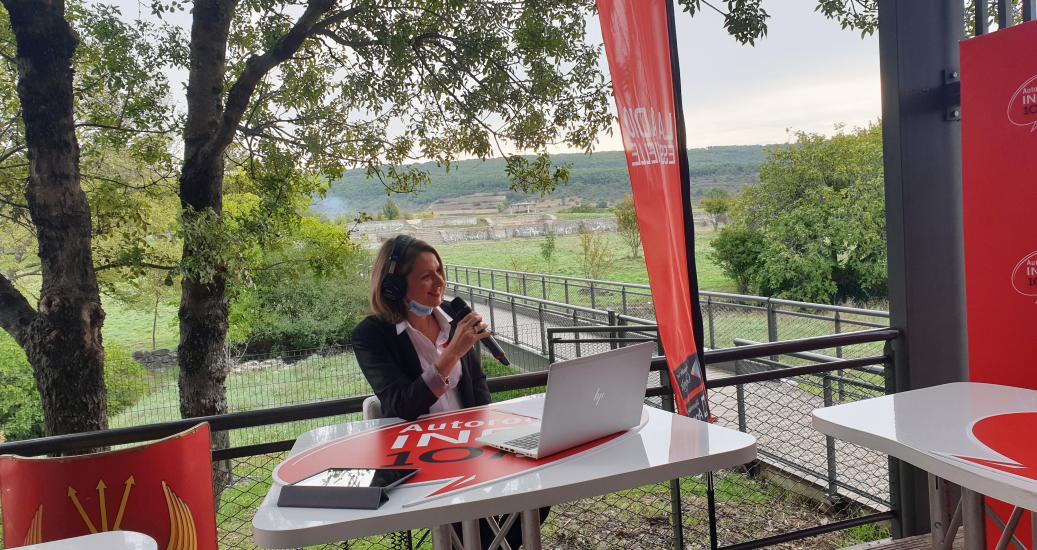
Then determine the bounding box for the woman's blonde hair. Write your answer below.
[369,235,444,323]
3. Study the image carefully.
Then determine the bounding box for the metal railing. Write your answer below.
[0,329,900,550]
[445,264,889,356]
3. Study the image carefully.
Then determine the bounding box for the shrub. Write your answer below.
[0,335,147,441]
[577,227,614,280]
[710,226,766,294]
[231,275,369,352]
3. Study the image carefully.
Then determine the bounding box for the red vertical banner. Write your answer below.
[597,0,708,419]
[961,20,1037,550]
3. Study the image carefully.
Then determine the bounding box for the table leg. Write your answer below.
[432,524,454,550]
[962,488,986,550]
[940,497,963,550]
[929,474,954,548]
[486,514,518,550]
[461,519,482,550]
[521,509,542,550]
[994,506,1024,550]
[1031,510,1037,550]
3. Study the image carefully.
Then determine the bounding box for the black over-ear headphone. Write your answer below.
[379,235,416,302]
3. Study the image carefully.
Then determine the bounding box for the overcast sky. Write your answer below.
[109,0,881,151]
[592,1,882,149]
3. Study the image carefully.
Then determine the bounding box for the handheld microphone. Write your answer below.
[446,297,511,366]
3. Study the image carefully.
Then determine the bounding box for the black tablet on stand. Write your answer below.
[277,467,420,510]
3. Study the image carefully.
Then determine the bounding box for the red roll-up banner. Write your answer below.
[597,0,708,419]
[961,20,1037,550]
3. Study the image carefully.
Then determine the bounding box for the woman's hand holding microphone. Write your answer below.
[435,312,492,381]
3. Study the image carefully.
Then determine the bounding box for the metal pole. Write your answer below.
[573,311,582,358]
[879,0,966,535]
[835,311,845,402]
[520,509,542,550]
[707,296,716,349]
[823,375,839,502]
[998,0,1013,29]
[977,0,990,34]
[608,310,618,350]
[589,281,596,309]
[511,296,519,344]
[489,291,496,332]
[432,525,452,550]
[660,375,685,550]
[928,474,952,549]
[962,488,985,548]
[461,519,481,549]
[766,299,779,361]
[706,472,719,550]
[539,303,547,355]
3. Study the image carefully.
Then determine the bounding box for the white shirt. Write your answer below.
[396,307,463,413]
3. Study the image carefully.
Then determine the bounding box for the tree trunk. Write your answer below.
[1,0,107,437]
[178,0,236,498]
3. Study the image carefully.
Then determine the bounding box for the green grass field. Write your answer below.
[100,296,180,352]
[436,227,737,292]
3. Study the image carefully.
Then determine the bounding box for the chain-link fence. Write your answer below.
[0,328,895,550]
[445,264,889,360]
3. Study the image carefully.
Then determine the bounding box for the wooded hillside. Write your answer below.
[313,145,770,216]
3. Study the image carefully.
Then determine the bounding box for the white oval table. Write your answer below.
[22,531,157,549]
[253,396,757,549]
[813,382,1037,550]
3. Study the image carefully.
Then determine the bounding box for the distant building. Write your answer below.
[509,201,537,214]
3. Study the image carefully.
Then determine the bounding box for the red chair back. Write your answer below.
[0,422,217,549]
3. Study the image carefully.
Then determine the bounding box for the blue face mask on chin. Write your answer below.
[407,300,435,317]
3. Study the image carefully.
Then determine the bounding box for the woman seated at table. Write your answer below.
[352,234,492,420]
[352,234,547,548]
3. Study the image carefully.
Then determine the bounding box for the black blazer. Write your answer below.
[352,307,491,421]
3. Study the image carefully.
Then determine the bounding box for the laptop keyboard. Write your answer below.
[504,432,540,450]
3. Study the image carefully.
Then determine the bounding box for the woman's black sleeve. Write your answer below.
[353,320,437,421]
[468,348,492,406]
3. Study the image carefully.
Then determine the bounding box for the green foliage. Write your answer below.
[382,199,401,221]
[105,343,150,416]
[539,233,557,271]
[227,216,371,353]
[577,227,615,280]
[0,335,146,441]
[715,124,886,303]
[0,336,42,441]
[614,195,641,258]
[561,203,603,214]
[710,226,766,294]
[0,2,181,296]
[701,188,733,230]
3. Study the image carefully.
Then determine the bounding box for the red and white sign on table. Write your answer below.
[813,383,1037,550]
[252,396,756,549]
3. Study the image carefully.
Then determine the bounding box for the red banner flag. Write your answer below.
[961,20,1037,550]
[597,0,708,419]
[0,423,217,549]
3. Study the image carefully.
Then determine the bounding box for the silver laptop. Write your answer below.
[477,341,655,459]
